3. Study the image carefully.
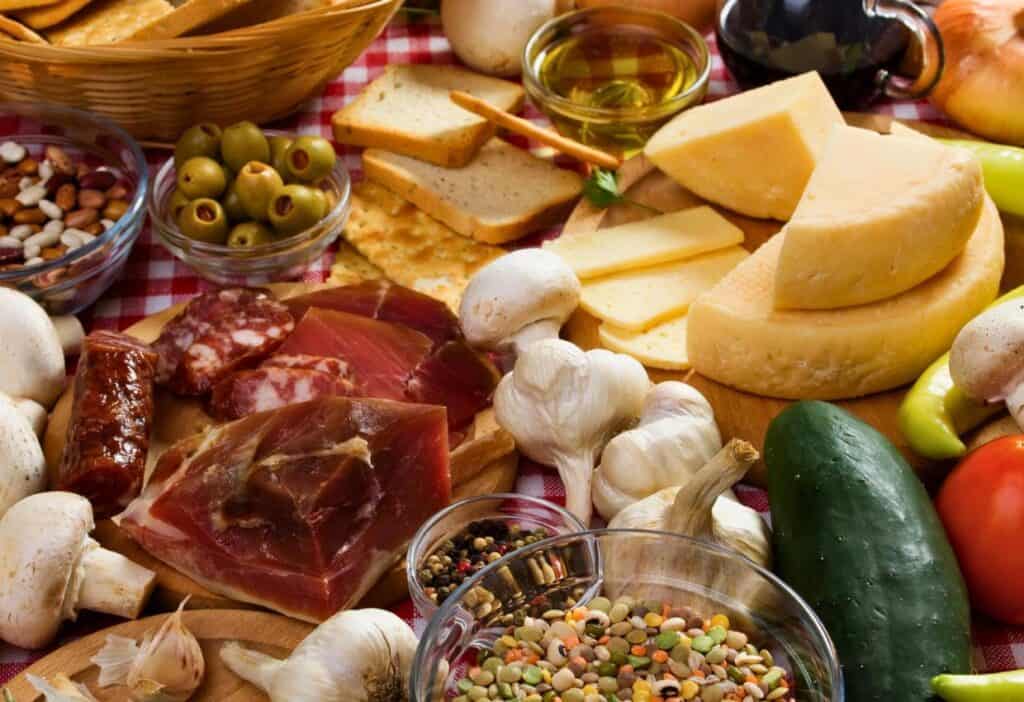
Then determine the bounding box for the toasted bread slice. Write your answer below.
[334,64,524,168]
[363,139,583,245]
[130,0,254,40]
[44,0,172,43]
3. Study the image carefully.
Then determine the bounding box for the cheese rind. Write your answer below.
[775,127,985,309]
[687,197,1004,400]
[544,207,744,279]
[599,316,690,371]
[644,72,843,221]
[581,246,749,331]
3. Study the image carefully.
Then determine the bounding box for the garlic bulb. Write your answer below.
[609,439,771,567]
[593,382,722,521]
[25,674,97,702]
[494,339,650,525]
[91,600,204,702]
[220,608,418,702]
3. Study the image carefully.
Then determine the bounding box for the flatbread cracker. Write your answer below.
[46,0,172,45]
[129,0,254,40]
[345,181,505,310]
[328,241,384,287]
[0,14,47,41]
[14,0,91,29]
[0,0,58,10]
[197,0,356,33]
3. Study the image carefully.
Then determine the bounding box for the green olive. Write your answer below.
[221,179,247,223]
[268,136,294,178]
[228,221,275,248]
[168,188,191,223]
[284,136,336,182]
[268,184,324,236]
[235,161,284,221]
[177,156,227,200]
[174,123,222,169]
[178,198,229,244]
[309,186,329,219]
[220,121,271,173]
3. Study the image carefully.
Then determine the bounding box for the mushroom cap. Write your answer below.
[0,288,66,407]
[0,392,46,518]
[459,249,581,351]
[950,298,1024,403]
[0,491,94,649]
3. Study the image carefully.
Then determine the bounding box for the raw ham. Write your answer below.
[209,356,357,420]
[116,397,451,622]
[407,341,504,430]
[58,331,157,518]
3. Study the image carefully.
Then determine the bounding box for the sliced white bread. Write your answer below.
[363,139,583,244]
[333,64,524,167]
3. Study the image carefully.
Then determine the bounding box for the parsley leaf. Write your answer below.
[583,168,662,214]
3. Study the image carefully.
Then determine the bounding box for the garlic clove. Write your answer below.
[26,674,97,702]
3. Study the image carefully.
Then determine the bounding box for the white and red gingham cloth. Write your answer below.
[3,12,1022,687]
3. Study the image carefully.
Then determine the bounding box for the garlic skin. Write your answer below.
[494,339,650,525]
[593,382,722,521]
[220,608,418,702]
[26,674,97,702]
[91,600,204,702]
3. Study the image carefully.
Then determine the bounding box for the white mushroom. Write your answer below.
[51,314,85,356]
[592,382,723,521]
[0,393,46,518]
[494,338,650,524]
[0,287,66,408]
[459,249,582,361]
[950,298,1024,429]
[0,492,157,649]
[12,396,47,437]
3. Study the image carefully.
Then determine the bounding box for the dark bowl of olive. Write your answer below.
[149,122,351,286]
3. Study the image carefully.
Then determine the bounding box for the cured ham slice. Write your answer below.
[407,340,503,430]
[117,397,451,622]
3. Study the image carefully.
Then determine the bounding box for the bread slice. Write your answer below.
[334,64,524,168]
[363,139,583,245]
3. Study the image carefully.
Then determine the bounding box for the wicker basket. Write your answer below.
[0,0,401,140]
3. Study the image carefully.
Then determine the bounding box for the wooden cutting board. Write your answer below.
[4,610,313,701]
[563,114,1018,487]
[43,282,518,614]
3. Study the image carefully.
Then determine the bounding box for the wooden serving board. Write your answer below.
[4,610,313,701]
[44,282,518,613]
[563,115,1018,486]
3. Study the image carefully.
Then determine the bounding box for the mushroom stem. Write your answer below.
[50,315,85,356]
[12,397,46,437]
[77,541,157,620]
[1007,382,1024,430]
[510,318,563,357]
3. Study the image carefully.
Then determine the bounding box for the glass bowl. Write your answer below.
[0,102,147,315]
[411,529,843,702]
[407,494,587,618]
[523,7,710,158]
[149,138,351,286]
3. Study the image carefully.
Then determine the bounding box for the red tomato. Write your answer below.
[936,435,1024,624]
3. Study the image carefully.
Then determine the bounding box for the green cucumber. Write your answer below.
[765,401,972,702]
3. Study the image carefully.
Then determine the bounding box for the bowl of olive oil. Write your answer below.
[524,6,710,158]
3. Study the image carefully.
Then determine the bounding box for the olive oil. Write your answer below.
[533,27,703,156]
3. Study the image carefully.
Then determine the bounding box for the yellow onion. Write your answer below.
[931,0,1024,145]
[573,0,717,31]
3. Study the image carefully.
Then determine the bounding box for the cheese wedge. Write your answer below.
[581,246,749,331]
[687,197,1004,400]
[599,316,690,371]
[544,207,744,279]
[644,72,843,221]
[775,126,985,310]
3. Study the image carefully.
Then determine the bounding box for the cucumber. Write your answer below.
[765,401,972,702]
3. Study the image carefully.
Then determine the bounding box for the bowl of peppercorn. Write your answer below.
[407,493,587,617]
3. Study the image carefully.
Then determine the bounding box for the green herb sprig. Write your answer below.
[583,168,662,214]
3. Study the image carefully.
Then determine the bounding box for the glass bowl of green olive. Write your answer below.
[149,122,351,286]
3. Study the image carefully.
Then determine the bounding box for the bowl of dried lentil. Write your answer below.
[0,102,147,315]
[407,494,587,617]
[411,529,843,702]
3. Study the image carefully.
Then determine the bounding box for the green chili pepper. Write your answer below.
[932,669,1024,701]
[940,140,1024,218]
[900,285,1024,460]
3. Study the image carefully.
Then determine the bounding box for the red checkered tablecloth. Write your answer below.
[3,11,1022,690]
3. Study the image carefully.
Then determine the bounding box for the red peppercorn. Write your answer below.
[457,560,472,573]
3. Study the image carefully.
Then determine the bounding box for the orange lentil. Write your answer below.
[690,669,705,679]
[661,670,677,680]
[652,650,669,663]
[631,645,647,656]
[572,608,589,620]
[662,603,671,618]
[598,635,610,645]
[619,665,634,674]
[564,635,580,649]
[745,674,758,684]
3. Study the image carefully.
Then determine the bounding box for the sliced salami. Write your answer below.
[263,353,352,377]
[210,365,357,420]
[58,331,157,518]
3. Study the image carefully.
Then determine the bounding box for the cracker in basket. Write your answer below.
[0,14,48,41]
[129,0,254,40]
[0,0,58,10]
[45,0,172,45]
[345,181,505,310]
[13,0,91,29]
[328,241,384,287]
[196,0,343,33]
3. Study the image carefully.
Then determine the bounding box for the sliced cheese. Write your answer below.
[775,126,985,310]
[544,207,744,279]
[599,315,690,371]
[687,197,1005,400]
[644,72,843,220]
[581,246,749,331]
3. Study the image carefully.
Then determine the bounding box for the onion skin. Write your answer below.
[931,0,1024,145]
[574,0,717,32]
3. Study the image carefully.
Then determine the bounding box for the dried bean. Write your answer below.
[41,245,66,260]
[55,183,77,210]
[0,198,20,216]
[16,185,46,207]
[65,208,98,229]
[106,184,128,200]
[38,199,62,220]
[0,235,21,248]
[45,146,73,174]
[102,199,128,220]
[79,168,116,191]
[14,208,46,225]
[16,158,37,175]
[78,189,106,209]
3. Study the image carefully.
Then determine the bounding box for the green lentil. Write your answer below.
[483,657,502,674]
[522,666,543,685]
[609,603,630,623]
[469,685,489,700]
[762,669,783,688]
[707,625,728,644]
[705,645,727,665]
[458,678,474,693]
[627,655,651,669]
[471,669,495,686]
[562,689,584,702]
[691,634,715,653]
[626,630,647,644]
[498,682,514,699]
[597,662,617,677]
[589,596,612,612]
[498,665,522,683]
[654,631,680,650]
[728,665,747,684]
[670,642,690,662]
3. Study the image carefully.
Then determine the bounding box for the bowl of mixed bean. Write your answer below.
[411,529,843,702]
[0,102,147,315]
